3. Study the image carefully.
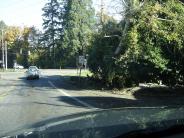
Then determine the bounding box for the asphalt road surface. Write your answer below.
[0,69,184,137]
[0,69,98,136]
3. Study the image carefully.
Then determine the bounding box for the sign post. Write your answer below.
[79,56,85,65]
[78,56,85,84]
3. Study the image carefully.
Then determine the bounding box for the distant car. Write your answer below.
[14,64,24,69]
[26,66,40,80]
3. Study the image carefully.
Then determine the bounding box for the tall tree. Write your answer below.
[62,0,95,66]
[0,20,7,40]
[114,0,145,55]
[0,21,6,29]
[42,0,63,68]
[5,26,21,46]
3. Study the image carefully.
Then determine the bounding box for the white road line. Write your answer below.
[48,81,95,109]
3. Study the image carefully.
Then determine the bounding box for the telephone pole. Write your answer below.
[5,41,7,70]
[1,30,5,70]
[100,0,104,25]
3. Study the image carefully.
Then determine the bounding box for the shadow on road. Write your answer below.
[133,87,184,97]
[51,95,184,109]
[56,75,103,91]
[54,76,184,96]
[17,75,184,110]
[18,75,98,92]
[33,101,90,109]
[18,75,62,89]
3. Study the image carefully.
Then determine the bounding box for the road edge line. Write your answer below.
[48,81,95,109]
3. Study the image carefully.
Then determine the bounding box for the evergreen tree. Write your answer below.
[62,0,95,66]
[0,20,7,39]
[42,0,63,68]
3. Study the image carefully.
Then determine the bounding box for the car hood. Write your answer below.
[3,107,184,138]
[28,70,39,74]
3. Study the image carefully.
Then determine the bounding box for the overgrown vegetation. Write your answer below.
[1,0,184,89]
[88,0,184,88]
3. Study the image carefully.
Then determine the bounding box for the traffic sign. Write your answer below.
[79,56,85,65]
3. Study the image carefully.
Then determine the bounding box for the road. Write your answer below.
[0,69,99,136]
[0,69,184,137]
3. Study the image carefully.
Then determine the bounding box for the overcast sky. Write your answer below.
[0,0,122,30]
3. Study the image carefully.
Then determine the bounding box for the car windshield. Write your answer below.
[0,0,184,137]
[28,66,38,71]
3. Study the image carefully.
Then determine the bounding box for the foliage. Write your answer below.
[88,0,184,87]
[5,26,21,46]
[0,20,7,29]
[1,0,95,69]
[42,0,63,68]
[1,0,184,90]
[61,0,95,67]
[1,23,43,68]
[88,20,121,87]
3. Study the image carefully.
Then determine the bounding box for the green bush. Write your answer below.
[88,0,184,88]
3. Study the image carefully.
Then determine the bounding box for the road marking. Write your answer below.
[0,84,16,100]
[48,81,95,109]
[0,93,9,97]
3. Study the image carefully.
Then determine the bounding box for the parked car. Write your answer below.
[26,66,40,80]
[14,64,24,69]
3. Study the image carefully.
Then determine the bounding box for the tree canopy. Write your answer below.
[88,0,184,87]
[1,0,184,88]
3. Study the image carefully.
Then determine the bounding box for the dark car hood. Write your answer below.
[4,107,184,138]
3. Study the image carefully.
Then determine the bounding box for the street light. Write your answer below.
[104,35,120,38]
[28,50,31,56]
[104,35,121,55]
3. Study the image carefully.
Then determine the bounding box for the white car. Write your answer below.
[14,64,24,69]
[26,66,40,80]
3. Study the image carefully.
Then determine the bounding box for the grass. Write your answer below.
[0,68,25,72]
[60,69,184,96]
[78,69,92,77]
[0,68,15,72]
[60,69,105,90]
[61,69,92,77]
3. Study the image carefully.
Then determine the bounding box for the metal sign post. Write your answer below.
[79,56,85,65]
[78,56,85,85]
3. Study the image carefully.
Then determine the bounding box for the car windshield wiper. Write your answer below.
[116,124,184,138]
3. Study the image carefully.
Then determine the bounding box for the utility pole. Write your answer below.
[1,30,5,70]
[5,41,7,70]
[100,0,105,26]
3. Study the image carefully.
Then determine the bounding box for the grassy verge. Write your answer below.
[0,69,25,72]
[61,69,92,77]
[0,69,15,72]
[60,69,184,96]
[60,69,104,90]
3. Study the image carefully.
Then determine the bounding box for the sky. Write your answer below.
[0,0,122,30]
[0,0,45,29]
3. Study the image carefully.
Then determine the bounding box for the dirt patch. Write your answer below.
[113,87,184,97]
